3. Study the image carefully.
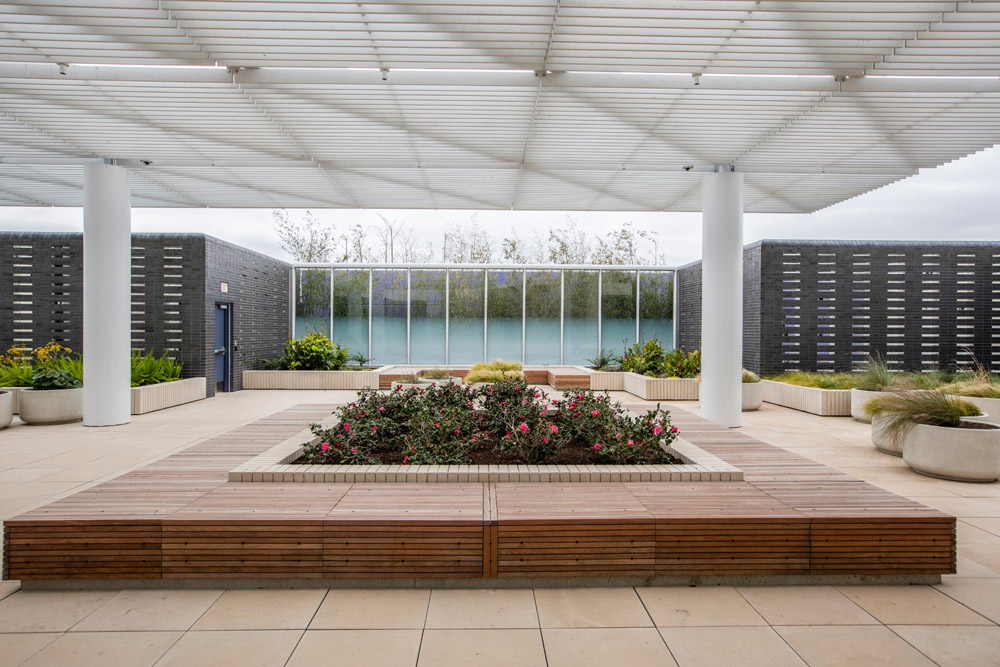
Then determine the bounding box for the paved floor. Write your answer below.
[1,389,998,666]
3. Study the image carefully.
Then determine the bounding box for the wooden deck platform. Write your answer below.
[3,404,955,584]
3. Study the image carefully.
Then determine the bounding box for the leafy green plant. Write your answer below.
[940,380,1000,399]
[421,368,452,379]
[130,351,182,387]
[621,338,665,375]
[765,371,859,390]
[742,369,761,383]
[349,351,373,368]
[465,360,524,384]
[31,369,82,391]
[586,348,620,371]
[0,362,36,387]
[864,390,983,447]
[663,349,700,378]
[283,333,349,370]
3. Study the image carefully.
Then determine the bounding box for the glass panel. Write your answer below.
[601,270,637,356]
[294,268,330,338]
[524,270,561,364]
[486,270,523,362]
[564,270,599,365]
[332,268,370,360]
[639,271,675,350]
[410,269,446,365]
[448,270,484,364]
[371,269,407,365]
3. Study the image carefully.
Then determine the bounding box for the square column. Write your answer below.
[701,170,743,428]
[83,162,132,426]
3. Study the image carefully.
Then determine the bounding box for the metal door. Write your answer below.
[214,303,230,392]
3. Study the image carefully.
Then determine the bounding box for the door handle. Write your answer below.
[214,347,226,354]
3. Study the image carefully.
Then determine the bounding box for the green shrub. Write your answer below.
[586,348,620,371]
[421,368,452,379]
[855,354,895,391]
[465,368,521,384]
[663,349,700,378]
[940,380,1000,399]
[396,373,421,383]
[742,369,761,383]
[469,359,522,373]
[283,333,348,370]
[131,351,182,387]
[766,371,858,390]
[865,390,982,447]
[0,362,35,387]
[621,338,666,375]
[31,369,82,390]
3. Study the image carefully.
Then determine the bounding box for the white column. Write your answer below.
[701,169,743,428]
[83,162,132,426]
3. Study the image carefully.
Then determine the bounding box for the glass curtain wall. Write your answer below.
[449,270,485,364]
[410,270,447,364]
[639,270,675,347]
[487,270,523,362]
[332,268,369,358]
[371,269,408,364]
[294,266,675,364]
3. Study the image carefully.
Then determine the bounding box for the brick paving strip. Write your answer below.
[2,403,954,585]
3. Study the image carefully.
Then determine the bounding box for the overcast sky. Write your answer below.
[2,145,997,267]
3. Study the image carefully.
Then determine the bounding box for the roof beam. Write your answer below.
[3,63,1000,93]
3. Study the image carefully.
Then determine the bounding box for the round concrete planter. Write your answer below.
[871,412,902,456]
[18,387,83,425]
[742,382,763,411]
[946,395,1000,423]
[902,422,1000,483]
[0,390,12,429]
[416,377,463,386]
[851,388,894,423]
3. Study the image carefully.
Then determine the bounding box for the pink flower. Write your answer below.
[615,433,621,439]
[351,402,356,406]
[627,439,634,446]
[672,426,678,433]
[653,425,663,435]
[534,392,540,398]
[395,385,401,391]
[350,447,357,453]
[592,410,599,416]
[543,436,549,443]
[403,456,409,464]
[434,422,439,426]
[320,442,330,452]
[379,406,385,411]
[592,443,602,450]
[550,425,558,433]
[344,423,351,431]
[572,412,580,418]
[455,428,460,435]
[569,402,576,408]
[372,426,378,432]
[471,436,477,443]
[519,423,529,433]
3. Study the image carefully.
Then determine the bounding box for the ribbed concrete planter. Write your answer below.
[851,389,894,423]
[584,369,625,391]
[1,386,24,414]
[871,412,901,456]
[243,368,383,390]
[903,422,1000,483]
[762,380,852,416]
[742,382,763,411]
[0,390,12,429]
[623,373,700,400]
[131,377,206,414]
[18,387,83,425]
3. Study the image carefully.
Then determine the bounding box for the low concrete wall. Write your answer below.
[243,368,384,390]
[762,380,851,416]
[131,377,207,415]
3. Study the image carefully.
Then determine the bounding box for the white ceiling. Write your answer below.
[1,1,999,212]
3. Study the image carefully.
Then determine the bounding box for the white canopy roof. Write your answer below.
[1,0,999,211]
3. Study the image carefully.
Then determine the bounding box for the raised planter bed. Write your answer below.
[762,380,852,416]
[131,377,206,415]
[623,373,699,400]
[578,367,625,391]
[243,368,384,390]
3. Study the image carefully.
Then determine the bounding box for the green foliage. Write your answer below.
[0,362,36,387]
[865,390,983,446]
[855,354,895,391]
[31,369,82,390]
[466,360,524,384]
[940,380,1000,399]
[621,338,666,375]
[470,360,522,372]
[302,381,678,466]
[396,373,421,383]
[742,369,761,383]
[766,371,859,390]
[130,351,182,387]
[663,349,701,378]
[283,333,349,370]
[348,351,373,368]
[421,368,452,379]
[587,348,621,371]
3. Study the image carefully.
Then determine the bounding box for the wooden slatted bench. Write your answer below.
[3,403,956,585]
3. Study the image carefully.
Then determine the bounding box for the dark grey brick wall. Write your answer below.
[0,232,290,396]
[678,240,1000,375]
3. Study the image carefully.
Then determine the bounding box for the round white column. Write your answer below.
[83,162,132,426]
[701,170,743,428]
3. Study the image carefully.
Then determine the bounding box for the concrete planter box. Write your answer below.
[0,390,12,429]
[18,387,83,425]
[852,388,894,423]
[762,380,852,416]
[871,412,901,456]
[130,377,206,414]
[623,373,700,400]
[742,382,764,411]
[903,422,1000,483]
[583,368,626,392]
[1,386,25,414]
[243,368,383,390]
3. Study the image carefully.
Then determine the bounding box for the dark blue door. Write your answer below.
[214,303,230,392]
